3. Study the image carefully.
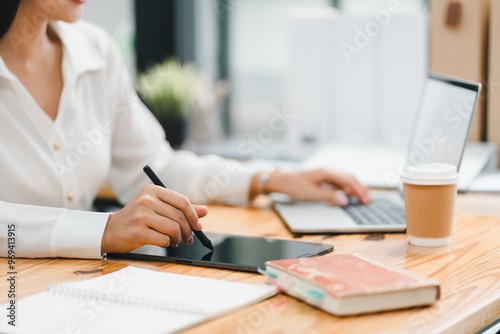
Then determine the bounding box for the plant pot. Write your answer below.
[157,116,187,149]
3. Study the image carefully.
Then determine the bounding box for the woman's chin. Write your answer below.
[59,10,84,24]
[55,1,85,23]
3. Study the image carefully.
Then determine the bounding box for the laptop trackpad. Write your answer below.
[275,202,357,232]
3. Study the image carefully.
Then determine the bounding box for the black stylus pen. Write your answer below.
[143,165,214,250]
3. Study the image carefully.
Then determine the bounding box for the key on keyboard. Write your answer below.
[343,198,405,226]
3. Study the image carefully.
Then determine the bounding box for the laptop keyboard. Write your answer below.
[343,198,406,226]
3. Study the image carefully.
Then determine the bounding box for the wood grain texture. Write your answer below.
[1,193,500,333]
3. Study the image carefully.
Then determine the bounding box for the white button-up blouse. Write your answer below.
[0,21,256,259]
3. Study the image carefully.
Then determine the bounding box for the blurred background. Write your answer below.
[82,0,499,191]
[83,0,427,144]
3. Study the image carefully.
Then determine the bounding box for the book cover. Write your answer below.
[264,254,440,316]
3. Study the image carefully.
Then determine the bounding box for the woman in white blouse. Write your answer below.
[0,0,371,258]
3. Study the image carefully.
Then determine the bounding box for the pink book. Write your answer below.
[262,254,440,316]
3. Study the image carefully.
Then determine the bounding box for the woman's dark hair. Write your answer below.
[0,0,21,40]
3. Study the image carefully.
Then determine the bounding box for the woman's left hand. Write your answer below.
[263,168,372,206]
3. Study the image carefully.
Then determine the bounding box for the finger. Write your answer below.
[193,205,209,218]
[135,187,192,244]
[323,172,371,204]
[147,215,183,246]
[155,188,201,230]
[320,189,349,207]
[141,228,171,248]
[151,199,193,243]
[299,180,348,206]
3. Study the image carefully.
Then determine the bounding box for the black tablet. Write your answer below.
[109,232,333,273]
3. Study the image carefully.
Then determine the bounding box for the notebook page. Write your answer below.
[0,266,277,334]
[70,266,277,315]
[2,291,199,334]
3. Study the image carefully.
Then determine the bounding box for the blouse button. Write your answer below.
[67,192,75,201]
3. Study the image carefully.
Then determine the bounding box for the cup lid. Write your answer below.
[401,163,459,185]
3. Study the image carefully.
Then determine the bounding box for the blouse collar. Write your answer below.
[49,20,106,77]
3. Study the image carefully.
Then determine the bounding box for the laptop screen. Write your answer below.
[406,74,481,172]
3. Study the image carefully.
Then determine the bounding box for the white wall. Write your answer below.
[286,6,428,150]
[82,0,136,80]
[228,0,332,136]
[339,0,425,13]
[227,0,426,138]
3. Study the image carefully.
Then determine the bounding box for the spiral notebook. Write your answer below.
[0,266,277,334]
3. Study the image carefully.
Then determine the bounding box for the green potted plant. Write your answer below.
[137,59,195,148]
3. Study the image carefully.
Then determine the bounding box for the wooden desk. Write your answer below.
[1,193,500,333]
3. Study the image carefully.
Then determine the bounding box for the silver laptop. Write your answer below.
[274,73,481,233]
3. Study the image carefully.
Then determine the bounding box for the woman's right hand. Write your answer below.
[101,184,208,254]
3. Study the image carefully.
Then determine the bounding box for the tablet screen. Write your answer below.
[110,232,333,272]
